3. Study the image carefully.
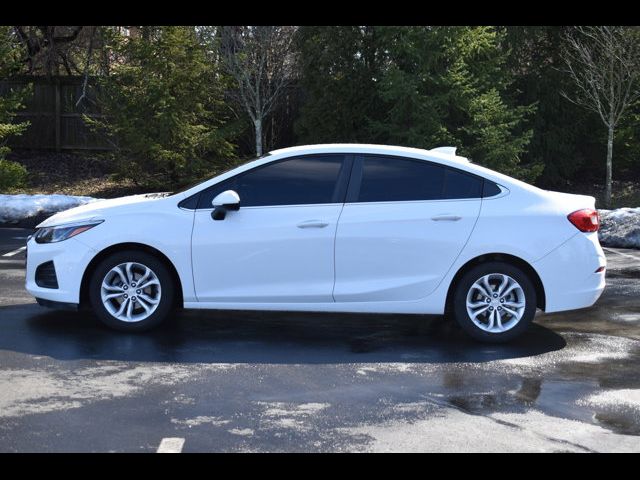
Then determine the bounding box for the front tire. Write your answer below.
[451,261,537,343]
[89,250,175,332]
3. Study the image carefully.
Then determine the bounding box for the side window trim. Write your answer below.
[331,154,355,204]
[345,155,364,203]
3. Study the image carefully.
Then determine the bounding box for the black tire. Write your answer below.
[451,261,537,343]
[88,250,175,332]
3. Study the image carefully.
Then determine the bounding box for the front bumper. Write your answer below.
[533,232,606,313]
[25,236,96,304]
[35,297,79,310]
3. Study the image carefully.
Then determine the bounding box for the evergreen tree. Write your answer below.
[296,26,540,181]
[504,26,603,187]
[87,26,236,189]
[373,26,540,180]
[295,26,385,143]
[0,26,29,192]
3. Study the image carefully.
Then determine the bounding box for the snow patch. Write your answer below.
[259,401,330,418]
[0,194,102,223]
[256,401,330,433]
[343,408,640,452]
[0,362,234,418]
[599,208,640,249]
[171,416,231,428]
[229,428,255,436]
[500,333,638,368]
[578,389,640,412]
[353,363,420,377]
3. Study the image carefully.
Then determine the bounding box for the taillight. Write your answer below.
[567,209,600,232]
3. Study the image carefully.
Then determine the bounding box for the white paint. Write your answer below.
[157,437,185,453]
[2,246,26,257]
[192,204,342,303]
[333,197,481,301]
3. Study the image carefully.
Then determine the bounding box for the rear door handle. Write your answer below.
[431,214,462,222]
[297,220,329,229]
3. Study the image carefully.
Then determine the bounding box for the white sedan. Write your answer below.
[25,144,606,342]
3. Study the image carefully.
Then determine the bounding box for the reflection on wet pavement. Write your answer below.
[0,249,639,451]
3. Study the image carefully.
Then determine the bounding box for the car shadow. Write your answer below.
[0,304,566,364]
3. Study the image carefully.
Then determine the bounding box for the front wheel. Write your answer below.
[89,250,175,332]
[451,262,537,343]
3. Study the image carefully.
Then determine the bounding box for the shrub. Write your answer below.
[0,159,27,192]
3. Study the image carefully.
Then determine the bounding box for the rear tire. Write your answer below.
[451,261,537,343]
[89,250,175,332]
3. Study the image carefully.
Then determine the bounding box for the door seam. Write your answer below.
[331,202,346,302]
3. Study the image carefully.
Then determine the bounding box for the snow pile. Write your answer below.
[598,208,640,249]
[0,194,101,223]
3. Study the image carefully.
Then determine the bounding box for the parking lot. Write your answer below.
[1,227,639,452]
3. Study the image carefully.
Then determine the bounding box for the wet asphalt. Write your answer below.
[0,228,639,452]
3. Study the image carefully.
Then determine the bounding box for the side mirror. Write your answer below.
[211,190,240,221]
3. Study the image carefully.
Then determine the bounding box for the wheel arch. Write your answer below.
[445,253,546,314]
[79,242,184,309]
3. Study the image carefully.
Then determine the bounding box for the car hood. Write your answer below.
[36,192,174,228]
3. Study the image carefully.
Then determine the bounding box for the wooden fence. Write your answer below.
[0,76,112,152]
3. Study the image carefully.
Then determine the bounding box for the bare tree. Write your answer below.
[220,26,297,157]
[14,26,85,76]
[560,26,640,207]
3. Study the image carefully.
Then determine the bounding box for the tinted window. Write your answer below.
[442,169,482,199]
[482,180,502,198]
[197,155,345,208]
[356,156,445,202]
[354,156,483,202]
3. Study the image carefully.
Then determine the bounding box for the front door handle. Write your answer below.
[297,220,329,229]
[431,214,462,222]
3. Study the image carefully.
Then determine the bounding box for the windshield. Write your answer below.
[171,154,270,195]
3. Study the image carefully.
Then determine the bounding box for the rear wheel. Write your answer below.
[89,250,175,332]
[451,261,537,343]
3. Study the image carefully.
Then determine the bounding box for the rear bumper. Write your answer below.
[533,232,606,313]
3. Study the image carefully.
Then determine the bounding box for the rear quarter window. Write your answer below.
[442,169,483,199]
[482,180,503,198]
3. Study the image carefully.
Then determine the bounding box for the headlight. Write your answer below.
[34,220,103,244]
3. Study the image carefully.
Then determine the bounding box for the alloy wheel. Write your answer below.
[100,262,162,322]
[465,273,526,333]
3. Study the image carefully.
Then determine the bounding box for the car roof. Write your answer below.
[269,143,470,165]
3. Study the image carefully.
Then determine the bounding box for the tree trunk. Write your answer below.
[605,124,614,208]
[254,118,263,157]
